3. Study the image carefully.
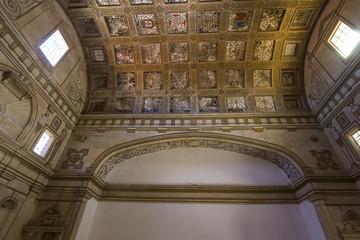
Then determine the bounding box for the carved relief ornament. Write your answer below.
[95,139,304,183]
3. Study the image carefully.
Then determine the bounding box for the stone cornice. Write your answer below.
[75,112,321,132]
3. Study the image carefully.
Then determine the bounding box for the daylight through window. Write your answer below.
[39,30,69,66]
[33,129,55,158]
[352,130,360,147]
[328,21,360,58]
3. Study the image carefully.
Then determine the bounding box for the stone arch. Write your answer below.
[0,64,37,142]
[92,132,308,185]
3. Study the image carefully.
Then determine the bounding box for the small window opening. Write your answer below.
[352,130,360,147]
[39,30,69,67]
[33,129,55,158]
[328,21,360,58]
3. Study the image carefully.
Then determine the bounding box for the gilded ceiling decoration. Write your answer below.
[60,0,326,114]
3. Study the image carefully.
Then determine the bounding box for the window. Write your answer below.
[328,21,360,58]
[33,129,55,158]
[352,130,360,147]
[39,30,69,66]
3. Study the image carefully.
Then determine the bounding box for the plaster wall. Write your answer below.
[106,148,290,185]
[77,201,325,240]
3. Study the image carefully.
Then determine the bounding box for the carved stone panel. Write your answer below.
[170,71,189,89]
[96,0,120,5]
[169,42,189,62]
[259,9,286,31]
[104,15,130,36]
[61,149,88,169]
[199,97,219,112]
[198,42,217,62]
[226,41,246,62]
[226,69,245,88]
[170,97,190,113]
[141,43,161,63]
[199,70,217,89]
[114,45,135,64]
[143,97,162,113]
[114,98,135,113]
[77,17,101,37]
[166,13,188,34]
[228,10,252,32]
[227,96,247,112]
[117,72,136,90]
[254,40,275,61]
[197,11,220,33]
[255,96,276,111]
[144,72,162,90]
[135,14,158,35]
[310,150,340,170]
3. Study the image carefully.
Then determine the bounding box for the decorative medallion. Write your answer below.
[143,97,162,113]
[197,11,220,33]
[226,69,245,88]
[199,97,219,112]
[61,149,88,169]
[169,42,189,62]
[253,69,272,87]
[199,70,217,89]
[170,97,190,113]
[227,96,247,112]
[104,15,129,36]
[141,43,161,63]
[170,71,189,89]
[144,72,162,90]
[77,17,101,37]
[114,45,135,64]
[254,40,275,61]
[117,72,135,90]
[135,14,158,35]
[228,10,252,32]
[96,0,120,5]
[255,96,276,111]
[166,13,188,34]
[259,9,286,31]
[198,42,217,62]
[130,0,153,4]
[114,98,135,113]
[226,41,246,61]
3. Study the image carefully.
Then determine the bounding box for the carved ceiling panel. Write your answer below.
[59,0,326,114]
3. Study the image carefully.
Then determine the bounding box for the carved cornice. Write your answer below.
[76,112,321,132]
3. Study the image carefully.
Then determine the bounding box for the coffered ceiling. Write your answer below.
[58,0,327,114]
